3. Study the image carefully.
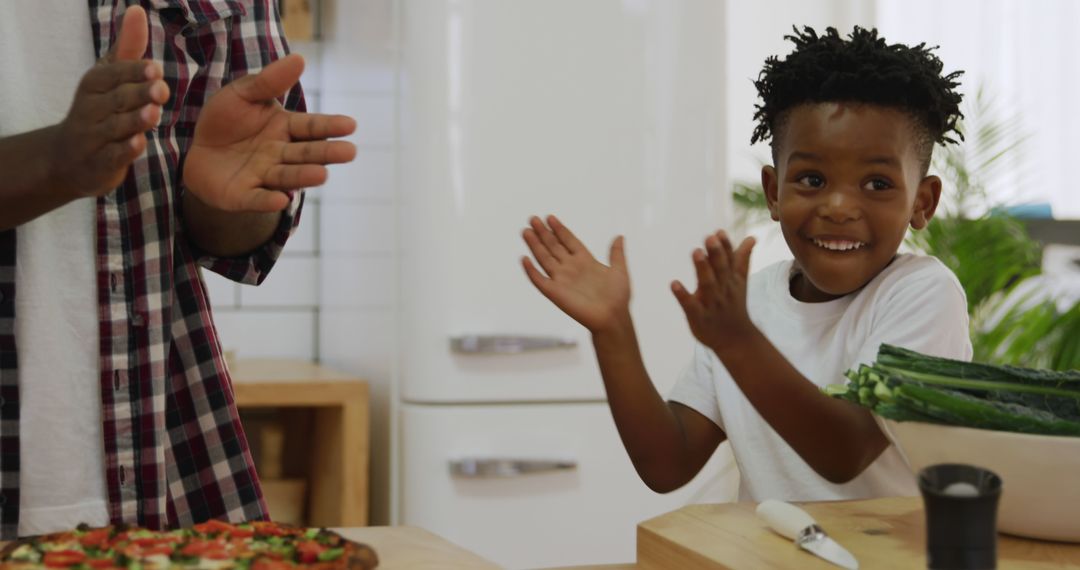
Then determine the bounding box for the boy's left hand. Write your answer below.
[672,230,757,353]
[183,54,357,213]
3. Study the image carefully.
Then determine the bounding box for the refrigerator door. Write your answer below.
[399,0,730,403]
[400,402,738,569]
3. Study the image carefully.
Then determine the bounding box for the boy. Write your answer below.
[521,27,971,501]
[0,2,355,537]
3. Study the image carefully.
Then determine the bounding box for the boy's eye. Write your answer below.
[863,178,893,191]
[797,174,825,188]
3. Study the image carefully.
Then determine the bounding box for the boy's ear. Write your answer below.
[910,175,942,230]
[762,165,780,222]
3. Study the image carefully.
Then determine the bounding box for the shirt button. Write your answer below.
[132,313,146,327]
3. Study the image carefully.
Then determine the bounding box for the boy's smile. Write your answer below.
[762,103,941,303]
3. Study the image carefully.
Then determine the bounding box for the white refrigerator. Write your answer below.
[397,2,737,567]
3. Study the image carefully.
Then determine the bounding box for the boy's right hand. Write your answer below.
[521,215,631,333]
[50,5,169,200]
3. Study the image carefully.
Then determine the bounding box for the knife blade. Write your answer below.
[756,499,859,570]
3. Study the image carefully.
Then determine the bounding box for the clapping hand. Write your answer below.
[521,215,632,334]
[182,54,357,213]
[671,230,757,351]
[51,5,169,199]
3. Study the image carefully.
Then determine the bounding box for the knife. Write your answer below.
[756,499,859,569]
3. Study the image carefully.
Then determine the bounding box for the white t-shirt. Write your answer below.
[669,253,972,502]
[0,3,110,535]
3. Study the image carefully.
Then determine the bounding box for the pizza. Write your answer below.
[0,520,378,569]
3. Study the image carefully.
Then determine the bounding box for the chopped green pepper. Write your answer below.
[318,548,344,562]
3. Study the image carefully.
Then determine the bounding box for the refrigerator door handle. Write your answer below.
[449,458,578,478]
[449,335,577,354]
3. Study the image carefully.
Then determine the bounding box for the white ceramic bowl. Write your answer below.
[879,418,1080,542]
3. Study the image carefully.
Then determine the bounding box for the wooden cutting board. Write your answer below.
[637,497,1080,569]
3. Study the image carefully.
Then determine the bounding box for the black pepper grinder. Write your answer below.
[918,463,1003,570]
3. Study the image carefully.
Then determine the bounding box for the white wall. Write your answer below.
[310,0,399,527]
[876,0,1080,218]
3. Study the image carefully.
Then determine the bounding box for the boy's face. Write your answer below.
[762,103,941,303]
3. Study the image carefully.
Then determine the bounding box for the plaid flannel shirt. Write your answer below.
[0,0,305,538]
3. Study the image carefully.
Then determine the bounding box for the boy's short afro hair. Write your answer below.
[751,26,964,163]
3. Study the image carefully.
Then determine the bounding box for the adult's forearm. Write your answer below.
[714,329,888,483]
[182,191,283,257]
[0,126,78,231]
[592,313,706,492]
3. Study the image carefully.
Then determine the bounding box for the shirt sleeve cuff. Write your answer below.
[196,190,305,286]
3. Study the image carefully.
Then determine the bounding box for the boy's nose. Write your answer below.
[816,188,862,223]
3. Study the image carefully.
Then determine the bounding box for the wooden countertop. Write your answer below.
[230,359,362,384]
[636,497,1080,569]
[335,526,500,569]
[229,359,368,406]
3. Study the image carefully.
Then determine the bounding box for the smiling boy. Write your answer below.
[521,27,972,500]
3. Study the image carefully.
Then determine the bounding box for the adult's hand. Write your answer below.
[182,54,357,213]
[52,5,169,200]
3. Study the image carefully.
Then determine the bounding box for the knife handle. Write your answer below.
[756,500,817,540]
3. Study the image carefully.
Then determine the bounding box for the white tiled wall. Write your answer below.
[211,310,317,360]
[205,1,399,526]
[319,202,395,255]
[203,210,321,360]
[241,257,319,307]
[313,0,399,527]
